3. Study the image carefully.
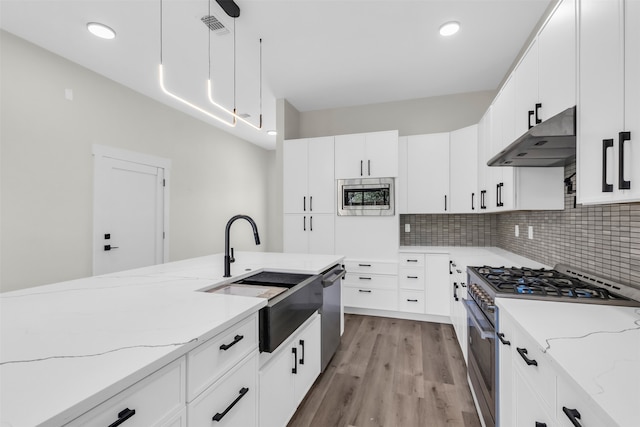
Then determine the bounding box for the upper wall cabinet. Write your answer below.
[577,0,640,204]
[449,125,478,213]
[513,0,576,140]
[334,130,398,179]
[406,133,450,213]
[283,137,335,214]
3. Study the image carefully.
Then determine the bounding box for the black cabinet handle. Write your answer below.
[292,347,298,374]
[299,339,305,365]
[471,192,475,210]
[104,245,120,251]
[310,216,313,231]
[407,259,418,263]
[407,299,419,302]
[358,263,371,267]
[310,195,313,211]
[528,110,534,129]
[368,159,371,176]
[498,183,504,207]
[444,195,447,211]
[535,103,542,124]
[516,347,538,366]
[107,408,136,427]
[360,160,363,176]
[449,260,453,275]
[535,423,547,427]
[303,216,306,231]
[212,387,249,422]
[358,277,372,280]
[358,289,372,293]
[496,184,500,207]
[453,282,459,301]
[407,276,419,279]
[303,196,306,212]
[219,334,244,351]
[619,131,631,190]
[562,407,582,427]
[497,332,511,346]
[480,190,486,209]
[602,139,614,192]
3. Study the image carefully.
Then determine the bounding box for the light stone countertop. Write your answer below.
[497,298,640,427]
[0,251,343,427]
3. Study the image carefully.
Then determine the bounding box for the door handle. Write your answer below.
[310,195,313,211]
[292,347,298,374]
[516,347,538,366]
[104,245,119,251]
[619,131,631,190]
[303,196,306,211]
[303,216,306,231]
[602,138,614,192]
[535,103,542,124]
[562,407,583,427]
[528,110,534,129]
[299,339,305,364]
[310,216,313,231]
[368,159,371,176]
[471,192,475,210]
[360,160,363,176]
[444,195,447,211]
[497,332,511,346]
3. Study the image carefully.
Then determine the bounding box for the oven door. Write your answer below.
[464,298,496,427]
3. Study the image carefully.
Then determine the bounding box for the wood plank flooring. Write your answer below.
[287,314,482,427]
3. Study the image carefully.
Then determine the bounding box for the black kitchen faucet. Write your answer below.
[223,215,261,277]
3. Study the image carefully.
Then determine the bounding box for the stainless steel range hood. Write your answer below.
[487,106,576,167]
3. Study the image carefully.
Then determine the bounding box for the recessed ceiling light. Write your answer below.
[87,22,116,40]
[267,130,278,136]
[439,21,460,37]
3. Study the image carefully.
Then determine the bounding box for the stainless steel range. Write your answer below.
[464,263,640,427]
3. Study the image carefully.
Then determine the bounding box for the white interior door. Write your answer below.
[94,156,165,275]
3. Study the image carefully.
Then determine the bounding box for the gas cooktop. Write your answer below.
[468,264,640,307]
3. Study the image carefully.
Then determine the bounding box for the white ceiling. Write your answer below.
[0,0,553,150]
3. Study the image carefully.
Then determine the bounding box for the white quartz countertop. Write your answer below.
[497,298,640,427]
[0,251,343,427]
[399,246,550,269]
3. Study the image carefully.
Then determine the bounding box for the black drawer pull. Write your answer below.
[407,299,419,302]
[562,407,583,427]
[602,139,614,192]
[497,333,511,346]
[108,408,136,427]
[219,334,244,351]
[407,276,419,279]
[516,347,538,366]
[212,387,249,422]
[358,289,372,293]
[619,131,631,190]
[292,347,298,374]
[359,277,372,280]
[535,103,542,124]
[528,110,534,129]
[535,423,547,427]
[358,263,371,267]
[299,339,305,365]
[407,259,418,263]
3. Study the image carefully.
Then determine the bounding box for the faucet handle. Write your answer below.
[230,247,235,263]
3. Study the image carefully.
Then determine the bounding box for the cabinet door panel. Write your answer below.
[425,254,450,317]
[307,137,335,213]
[407,133,450,213]
[283,140,309,214]
[283,214,309,254]
[514,41,539,138]
[449,125,478,213]
[259,348,295,427]
[514,369,555,427]
[538,0,576,121]
[335,133,366,179]
[308,214,334,255]
[365,130,398,178]
[293,316,321,405]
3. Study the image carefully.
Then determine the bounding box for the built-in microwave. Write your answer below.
[337,178,395,216]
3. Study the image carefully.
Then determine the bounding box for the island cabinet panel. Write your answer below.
[65,357,186,427]
[187,313,258,401]
[258,314,321,427]
[187,352,258,427]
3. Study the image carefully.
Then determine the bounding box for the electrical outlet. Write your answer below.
[528,226,533,239]
[405,223,411,233]
[515,225,519,237]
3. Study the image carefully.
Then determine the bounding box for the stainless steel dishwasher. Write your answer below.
[320,264,346,372]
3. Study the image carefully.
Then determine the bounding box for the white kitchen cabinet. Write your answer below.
[513,368,556,427]
[477,107,496,212]
[425,254,450,317]
[514,40,540,137]
[449,125,478,213]
[283,137,334,214]
[406,133,450,213]
[497,309,515,426]
[334,130,398,179]
[397,136,409,214]
[283,213,334,255]
[577,0,640,204]
[556,373,616,427]
[342,260,398,311]
[259,314,321,427]
[398,253,426,314]
[448,256,468,362]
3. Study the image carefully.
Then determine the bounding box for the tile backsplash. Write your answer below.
[400,162,640,290]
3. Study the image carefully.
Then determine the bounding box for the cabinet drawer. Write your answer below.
[398,253,425,268]
[556,374,615,427]
[343,272,397,290]
[65,357,186,427]
[398,269,425,290]
[344,260,397,275]
[188,314,258,401]
[512,329,556,413]
[343,287,397,311]
[188,352,257,427]
[398,290,425,313]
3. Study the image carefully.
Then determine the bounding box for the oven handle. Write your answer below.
[463,299,495,340]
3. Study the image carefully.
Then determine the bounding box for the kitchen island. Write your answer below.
[0,252,343,427]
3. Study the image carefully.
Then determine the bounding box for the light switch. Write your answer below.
[404,223,411,233]
[515,225,519,237]
[528,226,533,239]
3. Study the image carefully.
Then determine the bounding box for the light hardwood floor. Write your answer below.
[287,314,482,427]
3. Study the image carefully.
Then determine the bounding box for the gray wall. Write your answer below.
[295,90,495,138]
[0,31,270,292]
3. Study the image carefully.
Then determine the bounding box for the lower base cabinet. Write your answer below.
[187,353,258,427]
[258,314,321,427]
